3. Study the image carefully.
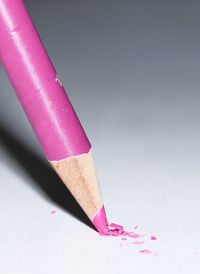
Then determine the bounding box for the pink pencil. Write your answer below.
[0,0,108,234]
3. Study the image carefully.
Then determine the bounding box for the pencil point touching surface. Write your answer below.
[93,206,109,234]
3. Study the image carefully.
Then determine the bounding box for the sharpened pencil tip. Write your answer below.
[93,206,109,235]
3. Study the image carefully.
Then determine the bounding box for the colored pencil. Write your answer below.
[0,0,108,234]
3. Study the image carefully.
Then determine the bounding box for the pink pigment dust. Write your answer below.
[150,235,157,241]
[132,241,145,245]
[139,249,152,255]
[50,210,56,215]
[139,249,159,256]
[100,222,145,239]
[94,206,159,256]
[100,222,159,255]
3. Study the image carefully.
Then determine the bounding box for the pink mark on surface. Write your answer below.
[124,232,142,238]
[132,241,145,245]
[139,249,159,256]
[139,249,152,255]
[134,225,138,230]
[150,235,157,241]
[50,210,56,214]
[121,237,127,241]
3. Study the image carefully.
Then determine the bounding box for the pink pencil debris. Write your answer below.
[100,222,159,254]
[139,249,152,255]
[103,223,144,239]
[124,232,142,238]
[50,210,56,215]
[139,249,159,256]
[132,241,145,245]
[106,223,124,236]
[150,235,157,241]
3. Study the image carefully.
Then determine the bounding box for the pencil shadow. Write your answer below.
[0,123,96,231]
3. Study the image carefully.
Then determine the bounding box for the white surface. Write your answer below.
[1,119,200,274]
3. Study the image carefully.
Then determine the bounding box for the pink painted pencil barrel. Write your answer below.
[0,0,90,161]
[0,0,108,234]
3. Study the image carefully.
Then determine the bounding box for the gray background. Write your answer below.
[1,0,200,273]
